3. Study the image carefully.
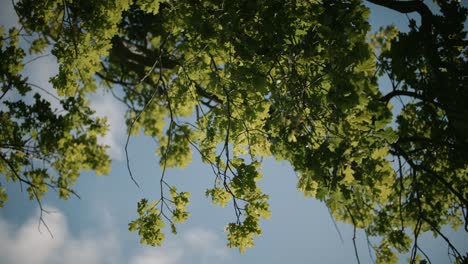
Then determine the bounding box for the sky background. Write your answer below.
[1,0,467,263]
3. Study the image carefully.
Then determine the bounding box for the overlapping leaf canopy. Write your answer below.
[1,0,467,263]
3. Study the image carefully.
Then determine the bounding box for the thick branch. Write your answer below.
[380,90,424,103]
[95,71,138,87]
[380,89,447,111]
[366,0,433,35]
[109,36,178,76]
[194,83,223,104]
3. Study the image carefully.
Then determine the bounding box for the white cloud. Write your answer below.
[130,248,183,264]
[23,55,126,161]
[90,92,127,161]
[23,53,63,110]
[0,210,65,264]
[0,207,231,264]
[182,228,229,258]
[0,207,120,264]
[129,228,231,264]
[129,228,230,264]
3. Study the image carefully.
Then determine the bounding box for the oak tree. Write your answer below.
[1,0,466,263]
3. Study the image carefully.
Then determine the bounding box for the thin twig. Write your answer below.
[345,206,361,264]
[124,35,171,189]
[327,206,344,244]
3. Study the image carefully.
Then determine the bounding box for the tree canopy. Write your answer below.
[1,0,467,263]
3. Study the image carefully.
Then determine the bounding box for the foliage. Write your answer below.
[1,0,467,263]
[0,24,110,209]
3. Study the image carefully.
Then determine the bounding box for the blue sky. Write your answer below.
[1,1,467,263]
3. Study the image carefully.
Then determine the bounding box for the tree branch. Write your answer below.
[392,144,468,208]
[380,89,421,102]
[366,0,433,35]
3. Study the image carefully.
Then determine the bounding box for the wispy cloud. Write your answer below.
[89,92,127,161]
[130,248,183,264]
[130,228,230,264]
[0,207,231,264]
[182,228,229,258]
[23,54,126,161]
[0,207,120,264]
[23,54,63,111]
